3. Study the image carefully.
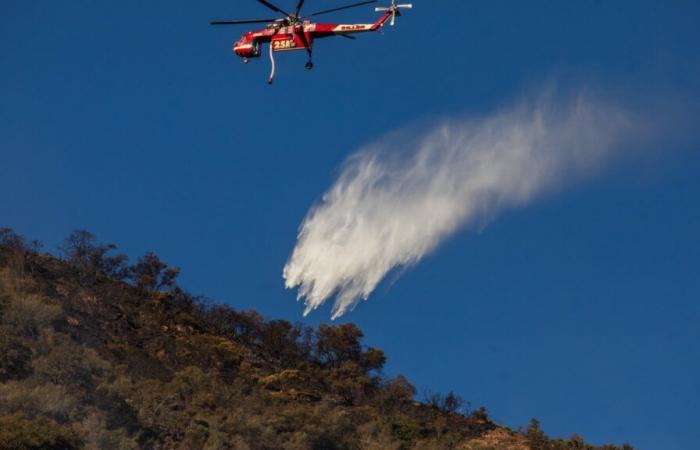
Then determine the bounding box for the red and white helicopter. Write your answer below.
[211,0,412,84]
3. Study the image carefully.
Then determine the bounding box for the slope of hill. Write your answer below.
[0,229,633,450]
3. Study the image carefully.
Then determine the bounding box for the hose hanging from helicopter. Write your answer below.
[268,40,276,84]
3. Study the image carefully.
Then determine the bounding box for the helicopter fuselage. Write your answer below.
[233,14,390,60]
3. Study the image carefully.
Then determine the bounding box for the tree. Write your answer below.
[379,374,416,413]
[59,230,127,280]
[127,252,180,295]
[360,347,386,372]
[205,306,264,345]
[386,375,416,401]
[259,320,306,368]
[315,324,363,368]
[423,390,467,414]
[526,418,549,450]
[442,392,465,414]
[327,361,374,406]
[0,228,25,253]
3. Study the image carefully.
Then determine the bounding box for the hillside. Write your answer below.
[0,228,633,450]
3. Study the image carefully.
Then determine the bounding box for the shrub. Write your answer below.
[0,229,38,279]
[391,416,421,447]
[0,413,84,450]
[81,413,139,450]
[1,293,62,339]
[33,336,109,390]
[0,381,79,423]
[0,331,33,381]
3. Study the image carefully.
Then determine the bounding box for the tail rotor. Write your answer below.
[375,0,412,26]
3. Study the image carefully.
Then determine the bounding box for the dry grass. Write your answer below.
[460,428,530,450]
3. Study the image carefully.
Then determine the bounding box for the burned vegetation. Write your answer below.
[0,228,632,450]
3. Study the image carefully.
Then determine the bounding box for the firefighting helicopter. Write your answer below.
[211,0,412,84]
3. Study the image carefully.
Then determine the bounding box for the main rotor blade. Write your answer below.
[257,0,291,17]
[210,19,276,25]
[338,34,357,40]
[308,0,377,17]
[295,0,306,17]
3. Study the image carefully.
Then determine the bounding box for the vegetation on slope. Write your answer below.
[0,228,632,450]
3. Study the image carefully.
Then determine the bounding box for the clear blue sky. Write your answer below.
[2,1,699,448]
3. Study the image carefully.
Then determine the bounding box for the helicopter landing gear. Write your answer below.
[243,57,249,64]
[303,43,314,70]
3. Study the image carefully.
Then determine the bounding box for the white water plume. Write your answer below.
[284,91,644,318]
